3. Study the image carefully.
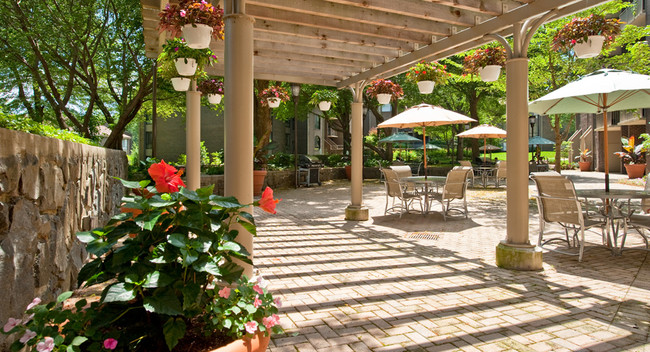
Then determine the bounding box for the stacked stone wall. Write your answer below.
[0,128,126,347]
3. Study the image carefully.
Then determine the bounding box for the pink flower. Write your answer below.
[3,318,21,332]
[26,297,42,311]
[262,316,277,329]
[36,337,55,352]
[180,9,186,17]
[252,284,264,295]
[103,338,118,350]
[274,297,283,308]
[244,321,258,334]
[218,287,231,299]
[253,296,262,308]
[20,329,36,343]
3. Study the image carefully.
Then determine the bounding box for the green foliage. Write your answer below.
[161,37,218,66]
[308,89,339,108]
[561,141,573,159]
[551,14,622,52]
[406,61,450,84]
[267,152,294,170]
[463,45,507,74]
[0,112,95,145]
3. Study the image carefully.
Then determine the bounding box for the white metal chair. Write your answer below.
[381,169,423,217]
[429,167,472,221]
[620,181,650,251]
[531,174,607,262]
[493,160,507,187]
[459,160,475,186]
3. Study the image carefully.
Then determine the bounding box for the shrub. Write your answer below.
[0,112,95,145]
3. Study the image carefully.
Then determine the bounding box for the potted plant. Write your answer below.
[158,39,215,92]
[308,89,339,112]
[365,79,404,105]
[575,148,592,171]
[1,161,283,351]
[551,14,621,58]
[463,46,507,82]
[406,61,450,94]
[198,78,224,104]
[161,38,218,77]
[259,85,290,109]
[614,135,648,179]
[158,0,225,49]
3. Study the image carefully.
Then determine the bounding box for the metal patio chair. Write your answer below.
[381,169,423,217]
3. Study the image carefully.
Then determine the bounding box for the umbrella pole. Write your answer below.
[422,125,427,178]
[483,138,487,163]
[603,103,609,192]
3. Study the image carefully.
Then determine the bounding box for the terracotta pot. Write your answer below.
[624,163,646,179]
[578,161,591,171]
[210,331,270,352]
[253,170,268,196]
[345,165,351,180]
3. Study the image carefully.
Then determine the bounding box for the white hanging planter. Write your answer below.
[573,35,605,58]
[181,24,213,49]
[376,93,392,105]
[318,101,332,111]
[171,77,191,91]
[267,97,281,108]
[207,94,222,104]
[174,58,198,76]
[478,65,502,82]
[416,80,435,94]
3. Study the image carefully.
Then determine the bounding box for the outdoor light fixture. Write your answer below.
[291,83,301,98]
[528,114,536,137]
[291,83,300,188]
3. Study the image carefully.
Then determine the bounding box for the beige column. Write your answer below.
[224,3,255,277]
[185,82,201,190]
[345,83,369,221]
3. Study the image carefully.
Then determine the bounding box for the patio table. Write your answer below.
[401,176,446,214]
[575,189,650,253]
[475,165,495,188]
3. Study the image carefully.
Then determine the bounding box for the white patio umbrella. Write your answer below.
[377,104,476,177]
[529,69,650,191]
[456,124,507,163]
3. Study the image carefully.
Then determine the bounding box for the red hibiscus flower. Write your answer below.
[258,187,280,214]
[148,160,186,193]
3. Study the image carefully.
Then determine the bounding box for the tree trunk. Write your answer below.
[253,80,272,167]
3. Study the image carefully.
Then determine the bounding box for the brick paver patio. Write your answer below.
[255,171,650,351]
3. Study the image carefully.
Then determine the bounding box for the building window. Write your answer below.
[611,111,620,126]
[314,136,320,150]
[314,116,320,130]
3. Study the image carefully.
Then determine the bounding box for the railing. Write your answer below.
[324,137,343,151]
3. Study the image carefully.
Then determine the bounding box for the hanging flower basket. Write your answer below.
[572,35,606,58]
[406,61,450,94]
[416,81,435,94]
[318,101,332,111]
[260,85,290,108]
[174,58,198,76]
[207,94,222,104]
[182,23,213,49]
[463,46,507,82]
[171,77,191,91]
[365,79,403,104]
[551,14,621,58]
[478,65,502,82]
[159,0,225,47]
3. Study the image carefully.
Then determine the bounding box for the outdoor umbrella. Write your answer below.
[529,69,650,191]
[527,136,555,145]
[377,104,476,177]
[456,124,507,163]
[378,133,420,161]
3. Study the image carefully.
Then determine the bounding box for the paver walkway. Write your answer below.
[254,171,650,352]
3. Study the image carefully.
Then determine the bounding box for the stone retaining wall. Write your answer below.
[0,128,126,346]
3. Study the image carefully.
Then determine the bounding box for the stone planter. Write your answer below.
[624,163,646,179]
[578,161,591,171]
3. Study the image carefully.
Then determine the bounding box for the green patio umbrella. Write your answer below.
[378,133,420,161]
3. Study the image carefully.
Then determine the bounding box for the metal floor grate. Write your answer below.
[404,232,440,240]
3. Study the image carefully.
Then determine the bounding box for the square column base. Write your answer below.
[495,241,543,271]
[345,205,369,221]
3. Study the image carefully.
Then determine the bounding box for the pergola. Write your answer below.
[140,0,609,274]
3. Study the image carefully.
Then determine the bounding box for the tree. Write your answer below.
[0,0,154,149]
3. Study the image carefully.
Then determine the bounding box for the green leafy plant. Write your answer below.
[197,78,224,95]
[463,46,507,74]
[158,0,224,40]
[2,161,283,351]
[552,14,621,52]
[406,61,450,84]
[157,38,215,81]
[308,89,339,107]
[0,112,95,145]
[575,148,592,162]
[365,79,404,101]
[615,135,649,164]
[259,86,290,106]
